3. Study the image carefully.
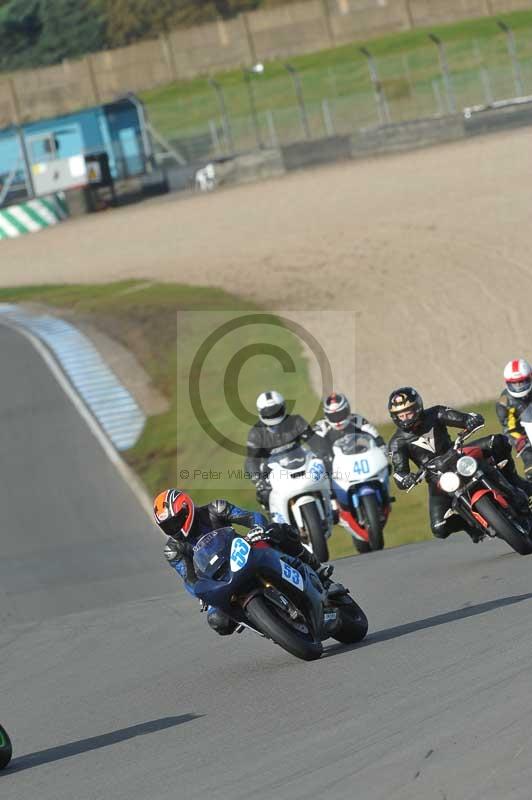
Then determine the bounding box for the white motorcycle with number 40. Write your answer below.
[266,446,334,562]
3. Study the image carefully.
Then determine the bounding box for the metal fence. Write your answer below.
[148,26,532,163]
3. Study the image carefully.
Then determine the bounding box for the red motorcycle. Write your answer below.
[408,427,532,555]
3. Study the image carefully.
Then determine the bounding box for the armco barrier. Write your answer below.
[0,195,68,240]
[464,102,532,135]
[281,135,353,170]
[351,115,466,157]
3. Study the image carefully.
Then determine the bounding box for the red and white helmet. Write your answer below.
[324,392,351,430]
[504,358,532,399]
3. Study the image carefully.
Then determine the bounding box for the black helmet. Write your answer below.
[388,387,423,431]
[323,392,351,431]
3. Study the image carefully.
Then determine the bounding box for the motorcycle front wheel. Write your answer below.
[0,724,12,769]
[474,495,532,556]
[246,595,323,661]
[300,503,329,562]
[361,494,384,551]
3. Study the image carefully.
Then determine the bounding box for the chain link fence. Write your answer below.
[146,27,532,163]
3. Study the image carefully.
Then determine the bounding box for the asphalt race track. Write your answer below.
[2,325,532,800]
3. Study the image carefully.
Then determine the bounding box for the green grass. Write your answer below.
[142,8,532,150]
[0,283,508,559]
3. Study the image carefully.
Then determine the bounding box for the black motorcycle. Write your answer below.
[408,427,532,555]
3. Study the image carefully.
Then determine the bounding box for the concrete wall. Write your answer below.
[1,0,532,127]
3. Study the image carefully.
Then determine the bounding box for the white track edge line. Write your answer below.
[0,318,157,527]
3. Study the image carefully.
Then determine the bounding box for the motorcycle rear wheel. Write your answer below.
[301,503,329,562]
[330,600,369,644]
[474,495,532,556]
[246,595,323,661]
[0,724,12,769]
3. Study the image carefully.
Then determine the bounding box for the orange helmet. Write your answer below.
[153,489,195,538]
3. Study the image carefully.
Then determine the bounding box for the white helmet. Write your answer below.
[256,390,286,426]
[504,358,532,398]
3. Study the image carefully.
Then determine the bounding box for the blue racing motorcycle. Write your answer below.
[193,527,368,661]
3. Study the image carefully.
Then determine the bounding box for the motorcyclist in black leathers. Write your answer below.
[388,387,532,541]
[496,359,532,478]
[153,488,338,635]
[245,390,322,507]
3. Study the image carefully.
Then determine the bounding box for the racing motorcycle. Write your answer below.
[266,446,334,562]
[331,432,392,553]
[518,404,532,451]
[192,526,368,661]
[0,724,12,769]
[408,426,532,555]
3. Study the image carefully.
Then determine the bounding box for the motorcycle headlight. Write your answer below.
[439,471,461,493]
[456,455,477,478]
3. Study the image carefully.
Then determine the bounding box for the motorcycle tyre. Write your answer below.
[361,494,384,551]
[330,600,369,645]
[246,595,323,661]
[301,503,329,562]
[474,495,532,556]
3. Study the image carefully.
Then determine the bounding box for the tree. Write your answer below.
[0,1,42,69]
[99,0,181,48]
[36,0,104,65]
[0,0,104,70]
[100,0,261,47]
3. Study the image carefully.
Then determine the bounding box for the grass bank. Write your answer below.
[142,9,532,142]
[0,281,502,558]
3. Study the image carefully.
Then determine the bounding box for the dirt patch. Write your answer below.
[3,128,532,421]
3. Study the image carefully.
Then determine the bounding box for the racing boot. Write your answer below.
[300,549,348,598]
[464,526,484,544]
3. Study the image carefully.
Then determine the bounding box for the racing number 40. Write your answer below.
[353,459,370,475]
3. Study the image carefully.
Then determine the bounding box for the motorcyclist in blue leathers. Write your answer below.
[153,489,337,635]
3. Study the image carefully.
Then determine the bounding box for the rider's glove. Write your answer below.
[316,563,334,582]
[246,525,266,544]
[516,436,530,455]
[465,413,484,432]
[399,473,417,491]
[164,536,187,562]
[263,522,299,549]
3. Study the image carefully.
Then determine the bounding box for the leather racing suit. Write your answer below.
[389,406,530,539]
[312,414,387,468]
[496,389,532,477]
[165,499,326,635]
[245,414,322,507]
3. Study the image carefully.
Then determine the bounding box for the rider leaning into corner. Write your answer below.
[496,359,532,479]
[388,387,532,541]
[153,489,343,636]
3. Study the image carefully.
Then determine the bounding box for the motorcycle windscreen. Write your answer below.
[193,527,234,579]
[270,446,307,469]
[335,433,373,454]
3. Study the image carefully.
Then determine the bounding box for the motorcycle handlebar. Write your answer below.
[453,423,484,449]
[405,424,485,493]
[406,469,425,492]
